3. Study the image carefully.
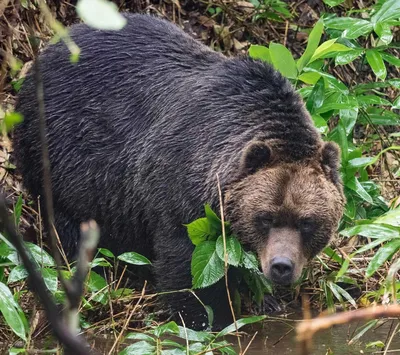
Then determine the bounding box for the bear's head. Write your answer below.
[225,140,345,285]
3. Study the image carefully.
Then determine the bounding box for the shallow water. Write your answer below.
[90,315,400,354]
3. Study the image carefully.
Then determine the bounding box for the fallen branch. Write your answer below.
[296,305,400,354]
[0,195,95,355]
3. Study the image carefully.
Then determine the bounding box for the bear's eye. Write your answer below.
[255,213,274,232]
[299,218,317,234]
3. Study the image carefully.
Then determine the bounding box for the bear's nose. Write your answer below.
[270,257,294,285]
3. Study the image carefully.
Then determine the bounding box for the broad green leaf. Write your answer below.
[366,239,400,277]
[297,20,324,71]
[354,236,395,255]
[323,17,361,30]
[185,218,210,245]
[381,53,400,67]
[176,326,213,342]
[118,252,151,265]
[248,45,271,63]
[394,96,400,110]
[357,95,392,106]
[76,0,127,30]
[348,157,376,168]
[153,321,179,337]
[374,208,400,227]
[216,315,266,337]
[241,250,259,270]
[374,22,393,45]
[323,246,344,264]
[340,223,399,239]
[302,68,349,95]
[310,39,350,62]
[204,204,223,237]
[8,265,28,284]
[215,235,242,266]
[0,282,27,340]
[311,114,328,135]
[191,241,224,288]
[345,176,373,204]
[26,243,55,267]
[269,43,297,79]
[335,49,363,66]
[98,248,115,258]
[342,20,373,39]
[119,341,156,355]
[371,0,400,25]
[366,50,387,80]
[3,112,23,133]
[87,271,107,304]
[90,257,112,268]
[306,77,325,114]
[328,281,357,308]
[366,341,385,349]
[125,333,155,342]
[41,268,58,293]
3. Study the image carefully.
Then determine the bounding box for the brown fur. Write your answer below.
[225,141,345,284]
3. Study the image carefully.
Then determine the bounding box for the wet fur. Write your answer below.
[13,14,344,329]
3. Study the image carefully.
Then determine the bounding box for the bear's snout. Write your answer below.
[270,256,294,285]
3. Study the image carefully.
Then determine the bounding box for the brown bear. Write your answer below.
[13,13,345,330]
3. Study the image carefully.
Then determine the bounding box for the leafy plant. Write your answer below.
[186,205,272,305]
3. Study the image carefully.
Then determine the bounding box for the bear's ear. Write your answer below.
[240,141,273,176]
[320,141,342,186]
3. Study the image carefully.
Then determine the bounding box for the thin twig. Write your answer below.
[216,174,242,354]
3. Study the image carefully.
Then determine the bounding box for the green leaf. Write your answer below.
[323,17,361,30]
[342,20,373,39]
[76,0,127,30]
[345,177,373,204]
[87,271,108,304]
[311,114,328,135]
[204,204,223,238]
[176,326,213,342]
[191,241,224,288]
[248,45,272,64]
[340,224,399,239]
[8,265,28,284]
[394,96,400,110]
[366,50,387,80]
[118,341,156,355]
[297,20,324,72]
[25,243,55,267]
[310,39,351,62]
[269,43,297,79]
[215,235,242,266]
[303,68,349,95]
[41,268,58,293]
[0,282,28,340]
[185,218,210,245]
[371,0,400,26]
[335,49,363,66]
[306,77,325,114]
[98,248,115,258]
[381,53,400,67]
[125,333,155,342]
[241,250,259,270]
[13,195,23,227]
[374,23,393,45]
[323,0,345,6]
[118,252,151,265]
[366,239,400,278]
[3,112,23,133]
[216,315,266,337]
[328,281,356,308]
[348,157,376,168]
[153,321,179,337]
[357,95,392,106]
[366,341,385,349]
[374,208,400,227]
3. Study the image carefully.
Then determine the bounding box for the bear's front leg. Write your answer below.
[153,235,234,330]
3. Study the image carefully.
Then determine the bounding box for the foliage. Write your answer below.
[121,316,265,355]
[186,205,272,305]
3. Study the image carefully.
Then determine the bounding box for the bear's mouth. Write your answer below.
[259,227,307,285]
